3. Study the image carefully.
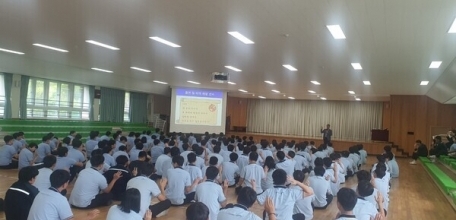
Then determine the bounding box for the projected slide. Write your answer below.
[174,88,223,126]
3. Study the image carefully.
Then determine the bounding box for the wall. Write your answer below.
[226,96,248,130]
[152,94,171,116]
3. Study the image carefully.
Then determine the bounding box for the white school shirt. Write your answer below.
[257,186,303,220]
[359,150,367,164]
[261,169,275,191]
[126,176,162,217]
[54,157,76,171]
[13,139,23,153]
[33,167,53,191]
[332,162,346,183]
[220,150,233,163]
[221,161,239,186]
[36,143,51,163]
[292,185,314,220]
[27,188,73,220]
[85,160,110,173]
[104,153,116,166]
[294,155,307,171]
[259,148,273,159]
[314,151,327,159]
[353,198,378,220]
[349,154,361,166]
[165,167,191,205]
[195,181,226,220]
[325,168,339,195]
[276,159,295,176]
[18,148,34,170]
[106,205,143,220]
[129,148,142,161]
[309,176,330,207]
[113,150,129,161]
[240,163,265,194]
[387,160,399,178]
[217,205,262,220]
[181,150,194,167]
[208,153,224,166]
[185,164,203,193]
[374,178,389,210]
[85,139,99,155]
[100,135,110,141]
[155,154,171,176]
[195,156,206,170]
[68,148,85,163]
[69,168,108,207]
[237,155,250,175]
[341,157,352,173]
[310,154,317,168]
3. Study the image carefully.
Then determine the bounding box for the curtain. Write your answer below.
[89,85,95,121]
[129,92,148,123]
[247,99,383,141]
[3,73,13,119]
[19,75,30,119]
[99,87,125,122]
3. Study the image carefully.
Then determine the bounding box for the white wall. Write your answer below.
[10,74,21,118]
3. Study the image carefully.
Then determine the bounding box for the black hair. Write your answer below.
[205,166,219,180]
[115,155,129,166]
[41,135,50,142]
[384,145,392,153]
[263,156,276,170]
[314,157,324,167]
[102,145,112,154]
[356,170,372,182]
[314,166,325,176]
[374,164,386,178]
[186,202,209,220]
[187,153,197,163]
[57,147,68,157]
[50,170,70,188]
[18,166,39,182]
[293,213,306,220]
[237,187,257,208]
[69,131,76,135]
[272,169,287,185]
[249,151,259,161]
[209,156,218,166]
[170,147,180,157]
[250,145,257,152]
[330,153,340,161]
[119,188,141,214]
[288,151,295,158]
[119,145,127,152]
[140,164,155,177]
[90,155,105,167]
[385,151,394,161]
[153,139,160,145]
[108,140,116,147]
[120,136,127,142]
[229,153,238,162]
[138,151,147,158]
[62,137,71,145]
[164,147,171,155]
[323,157,332,168]
[337,188,357,211]
[293,170,305,182]
[182,143,190,151]
[43,155,57,168]
[28,142,38,149]
[213,145,221,153]
[135,143,144,150]
[310,148,318,154]
[357,180,375,197]
[172,155,184,166]
[72,139,82,149]
[341,151,350,158]
[376,154,386,164]
[105,131,112,136]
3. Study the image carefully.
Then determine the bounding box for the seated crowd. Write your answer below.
[0,129,401,220]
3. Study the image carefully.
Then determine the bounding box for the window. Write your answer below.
[124,92,130,122]
[26,78,90,120]
[0,74,5,118]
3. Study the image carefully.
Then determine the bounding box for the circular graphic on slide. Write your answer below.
[209,104,217,112]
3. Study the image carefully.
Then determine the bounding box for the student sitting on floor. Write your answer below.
[385,151,399,178]
[309,166,333,209]
[18,142,39,170]
[334,188,358,220]
[165,155,201,206]
[0,135,19,169]
[129,142,144,162]
[221,152,240,187]
[221,144,236,164]
[85,149,111,173]
[371,155,391,182]
[340,151,354,178]
[106,188,152,220]
[153,146,172,179]
[28,170,100,220]
[292,170,315,220]
[185,153,204,193]
[358,144,368,165]
[4,166,39,220]
[126,164,171,218]
[85,132,99,156]
[54,147,83,172]
[373,163,390,211]
[13,132,25,153]
[236,152,266,194]
[104,155,136,201]
[275,151,295,176]
[112,145,129,161]
[186,202,210,220]
[33,155,57,192]
[356,170,380,209]
[36,135,52,164]
[237,146,251,175]
[257,169,313,220]
[195,166,228,220]
[129,151,148,172]
[208,143,224,166]
[331,153,346,184]
[323,157,339,196]
[261,156,276,191]
[69,155,122,209]
[354,180,385,220]
[202,156,222,183]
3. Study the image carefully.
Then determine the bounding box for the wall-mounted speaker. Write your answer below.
[94,89,101,99]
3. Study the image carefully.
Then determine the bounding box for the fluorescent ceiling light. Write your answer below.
[187,81,200,85]
[91,68,113,73]
[310,81,320,85]
[227,82,236,85]
[326,25,346,39]
[363,81,371,85]
[0,47,24,55]
[449,18,456,33]
[308,90,316,94]
[429,61,442,69]
[85,40,120,50]
[271,90,280,93]
[288,97,295,100]
[175,66,194,72]
[225,66,242,72]
[420,81,429,85]
[153,80,168,84]
[33,43,68,52]
[130,67,151,73]
[283,64,298,71]
[348,91,355,94]
[238,89,248,93]
[355,98,361,101]
[149,36,181,48]
[320,97,327,100]
[351,63,362,70]
[227,31,254,44]
[264,81,276,85]
[258,96,266,99]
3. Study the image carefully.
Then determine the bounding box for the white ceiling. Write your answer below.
[1,0,456,101]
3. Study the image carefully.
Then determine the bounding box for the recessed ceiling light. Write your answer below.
[225,66,242,72]
[351,63,362,70]
[153,80,168,84]
[348,91,355,94]
[271,90,280,93]
[175,66,194,72]
[227,82,236,85]
[283,64,298,71]
[33,43,68,52]
[308,90,316,94]
[258,96,266,99]
[311,81,320,85]
[320,97,327,100]
[326,25,346,39]
[264,81,276,85]
[288,97,295,100]
[227,31,254,44]
[0,47,24,55]
[363,81,371,85]
[85,40,120,50]
[130,67,151,73]
[355,98,361,101]
[429,61,442,69]
[238,89,248,93]
[187,81,200,85]
[91,68,113,73]
[448,18,456,33]
[149,36,181,48]
[420,81,429,85]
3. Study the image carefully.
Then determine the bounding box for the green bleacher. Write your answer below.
[420,156,456,207]
[0,119,152,142]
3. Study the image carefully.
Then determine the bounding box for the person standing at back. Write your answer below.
[321,124,333,144]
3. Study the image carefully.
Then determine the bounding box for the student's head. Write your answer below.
[120,136,127,142]
[310,141,315,145]
[226,144,234,152]
[356,170,372,182]
[72,139,83,150]
[138,151,147,160]
[374,164,387,179]
[172,155,184,167]
[105,131,112,136]
[62,137,71,145]
[310,148,318,154]
[385,151,394,161]
[170,147,180,157]
[57,147,69,157]
[90,155,105,168]
[249,152,259,162]
[119,188,141,214]
[341,151,350,158]
[272,169,287,185]
[116,155,129,167]
[229,153,238,162]
[187,153,197,164]
[128,132,135,137]
[28,142,38,152]
[205,166,219,180]
[75,134,82,140]
[323,157,332,168]
[140,164,155,177]
[153,139,160,146]
[337,188,357,212]
[314,166,325,177]
[182,143,190,151]
[18,166,39,184]
[237,187,257,208]
[50,169,71,189]
[108,140,116,148]
[90,132,97,140]
[135,142,144,150]
[314,157,324,167]
[287,151,295,159]
[186,202,209,220]
[276,151,285,161]
[383,145,392,153]
[164,147,172,155]
[293,170,305,183]
[43,155,57,168]
[118,145,127,152]
[357,180,375,197]
[41,135,51,143]
[330,153,340,161]
[209,156,218,166]
[376,154,386,164]
[264,156,276,169]
[69,131,76,137]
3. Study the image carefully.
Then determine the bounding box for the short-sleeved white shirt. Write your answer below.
[106,205,143,220]
[221,161,239,186]
[208,153,224,166]
[13,139,23,152]
[276,159,295,176]
[85,139,99,155]
[240,164,265,194]
[85,161,110,173]
[0,144,16,166]
[166,168,191,205]
[257,186,303,220]
[104,153,116,166]
[113,150,129,161]
[27,189,73,220]
[374,178,389,210]
[195,156,205,170]
[236,155,250,175]
[54,157,76,171]
[155,154,171,176]
[67,148,85,163]
[126,176,161,217]
[129,148,142,161]
[309,176,330,207]
[36,143,51,163]
[353,198,378,220]
[185,165,203,193]
[261,169,275,191]
[387,160,399,178]
[292,186,314,220]
[180,150,193,167]
[69,168,108,207]
[18,148,34,169]
[195,181,226,220]
[294,155,307,171]
[33,167,53,191]
[217,206,262,220]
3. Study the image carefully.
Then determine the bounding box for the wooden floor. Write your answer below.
[1,157,455,220]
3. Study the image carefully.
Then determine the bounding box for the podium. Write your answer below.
[371,129,389,142]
